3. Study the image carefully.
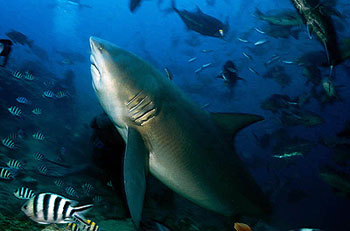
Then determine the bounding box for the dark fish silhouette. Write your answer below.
[0,39,13,67]
[129,0,164,12]
[171,0,228,38]
[290,0,340,69]
[6,30,33,47]
[216,61,245,88]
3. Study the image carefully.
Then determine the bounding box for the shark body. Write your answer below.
[89,37,271,226]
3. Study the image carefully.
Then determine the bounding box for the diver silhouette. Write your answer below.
[0,39,13,67]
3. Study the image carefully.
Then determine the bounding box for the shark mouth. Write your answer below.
[90,54,101,87]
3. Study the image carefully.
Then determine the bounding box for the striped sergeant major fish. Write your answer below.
[82,183,93,195]
[67,216,100,231]
[65,187,79,198]
[24,71,35,81]
[7,159,23,169]
[0,168,12,179]
[12,71,23,79]
[54,179,64,188]
[32,108,42,115]
[55,91,68,99]
[38,165,48,175]
[8,106,22,116]
[2,137,16,149]
[32,132,45,141]
[42,90,55,98]
[21,193,93,224]
[14,187,35,199]
[16,96,31,104]
[33,152,45,161]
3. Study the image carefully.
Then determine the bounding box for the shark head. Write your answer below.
[89,36,161,127]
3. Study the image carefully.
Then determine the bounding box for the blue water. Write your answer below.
[0,0,349,230]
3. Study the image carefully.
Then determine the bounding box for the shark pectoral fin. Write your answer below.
[123,128,148,228]
[211,113,264,137]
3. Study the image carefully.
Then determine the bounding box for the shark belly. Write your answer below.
[137,101,268,217]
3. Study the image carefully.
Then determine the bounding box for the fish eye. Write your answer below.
[22,205,27,210]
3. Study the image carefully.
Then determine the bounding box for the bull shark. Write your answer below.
[89,37,271,227]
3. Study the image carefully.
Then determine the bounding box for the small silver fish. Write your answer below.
[273,152,303,159]
[202,63,212,68]
[194,67,202,73]
[8,106,22,116]
[265,55,280,66]
[281,60,295,64]
[237,37,249,43]
[248,67,259,75]
[254,39,269,46]
[188,57,197,63]
[201,49,213,53]
[254,27,265,34]
[242,52,252,60]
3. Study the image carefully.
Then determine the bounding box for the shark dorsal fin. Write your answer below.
[196,6,202,13]
[211,113,264,138]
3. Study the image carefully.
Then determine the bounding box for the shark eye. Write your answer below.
[98,46,103,51]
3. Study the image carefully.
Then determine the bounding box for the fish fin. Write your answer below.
[123,128,148,228]
[196,6,202,13]
[69,200,79,207]
[211,113,264,138]
[72,204,93,215]
[306,24,313,39]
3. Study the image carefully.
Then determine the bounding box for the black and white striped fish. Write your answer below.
[14,187,35,199]
[33,152,45,161]
[81,183,93,195]
[24,72,35,81]
[55,91,68,99]
[65,187,79,198]
[70,216,100,231]
[54,179,64,188]
[92,195,102,204]
[42,90,55,98]
[32,108,42,115]
[2,137,16,149]
[33,132,45,141]
[16,96,31,104]
[8,106,22,116]
[7,159,23,169]
[0,168,12,179]
[21,193,93,224]
[12,71,23,79]
[38,165,48,175]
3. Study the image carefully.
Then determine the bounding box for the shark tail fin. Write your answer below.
[211,113,264,138]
